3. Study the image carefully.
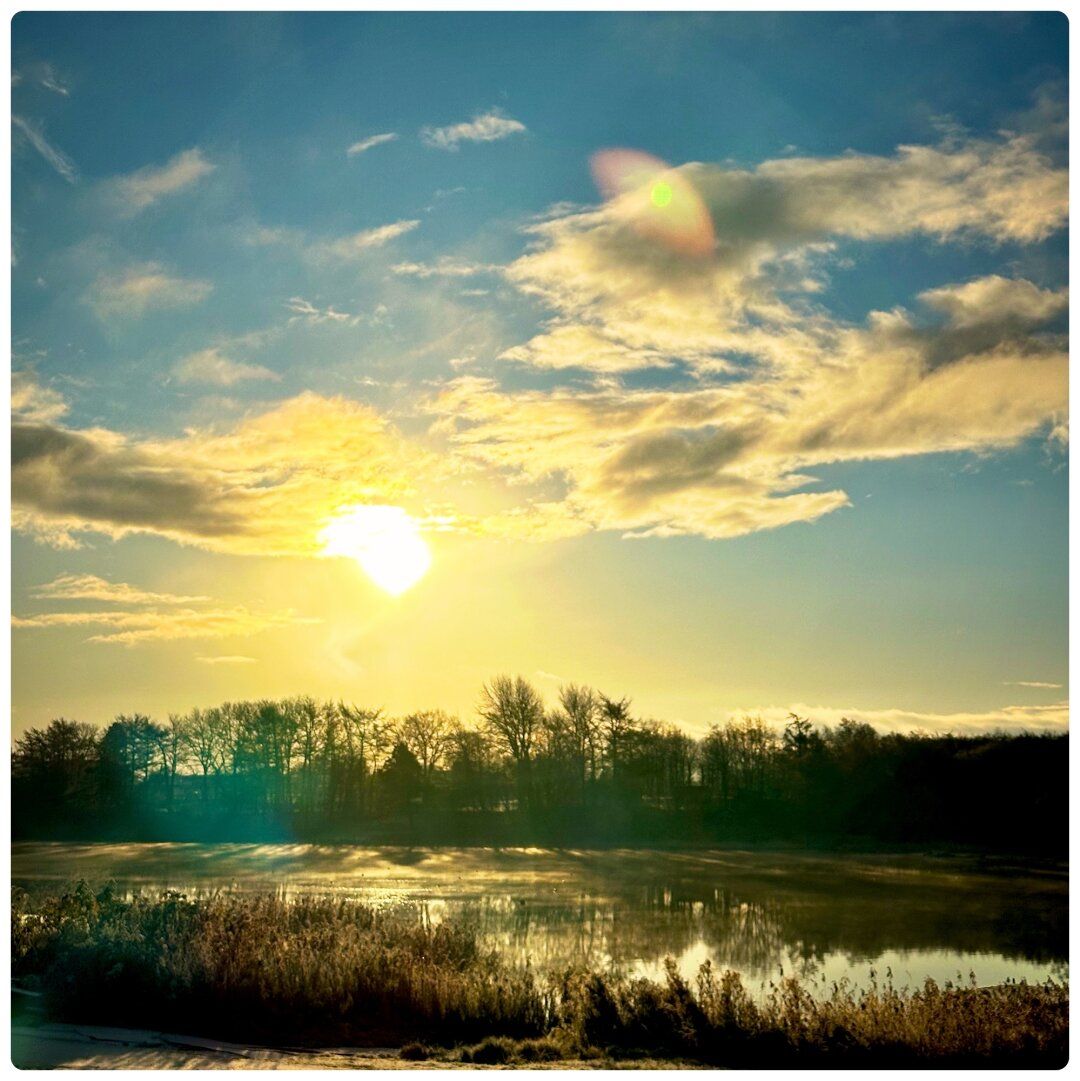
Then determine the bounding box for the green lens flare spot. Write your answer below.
[650,181,673,208]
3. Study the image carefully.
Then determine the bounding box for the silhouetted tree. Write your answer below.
[9,684,1068,856]
[558,683,600,798]
[380,741,423,825]
[13,719,100,832]
[598,694,635,786]
[400,710,458,781]
[479,675,544,808]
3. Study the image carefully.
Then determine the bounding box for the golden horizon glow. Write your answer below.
[318,505,432,595]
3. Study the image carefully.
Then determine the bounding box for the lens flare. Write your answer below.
[590,148,715,257]
[319,505,431,595]
[651,181,673,208]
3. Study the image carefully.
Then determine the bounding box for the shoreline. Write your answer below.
[12,1006,705,1071]
[13,1022,673,1070]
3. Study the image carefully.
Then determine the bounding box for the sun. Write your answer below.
[319,505,432,595]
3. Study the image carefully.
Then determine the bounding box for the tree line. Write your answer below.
[12,675,1066,853]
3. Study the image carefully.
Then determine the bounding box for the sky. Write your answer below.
[10,12,1069,739]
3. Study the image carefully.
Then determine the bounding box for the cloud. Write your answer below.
[87,263,212,319]
[321,219,420,258]
[499,325,672,372]
[285,297,360,326]
[12,115,77,182]
[247,219,418,264]
[15,571,312,646]
[12,370,69,423]
[109,147,215,213]
[31,573,208,605]
[505,130,1067,359]
[197,654,257,665]
[429,283,1066,542]
[12,605,303,646]
[347,132,398,156]
[421,110,526,150]
[423,122,1068,543]
[13,61,70,96]
[1002,680,1063,690]
[920,275,1068,329]
[38,65,69,96]
[12,392,436,556]
[392,260,499,278]
[11,120,1069,562]
[173,348,280,387]
[722,700,1068,736]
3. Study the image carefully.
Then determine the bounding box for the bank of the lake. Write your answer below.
[12,882,1068,1068]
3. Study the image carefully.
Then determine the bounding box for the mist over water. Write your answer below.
[14,843,1066,996]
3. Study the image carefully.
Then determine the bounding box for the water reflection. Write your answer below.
[12,843,1066,995]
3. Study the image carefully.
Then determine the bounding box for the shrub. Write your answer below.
[460,1036,515,1063]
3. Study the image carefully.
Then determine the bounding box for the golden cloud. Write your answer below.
[423,125,1068,543]
[13,392,436,555]
[13,606,306,646]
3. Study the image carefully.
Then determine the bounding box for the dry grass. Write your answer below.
[12,883,1068,1067]
[12,881,548,1047]
[548,960,1067,1067]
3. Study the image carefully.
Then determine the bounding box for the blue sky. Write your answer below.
[11,13,1068,736]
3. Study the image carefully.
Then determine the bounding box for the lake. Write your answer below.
[12,843,1067,997]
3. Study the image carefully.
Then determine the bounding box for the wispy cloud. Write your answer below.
[32,573,208,605]
[13,61,70,96]
[173,348,280,387]
[392,259,500,279]
[347,132,398,156]
[15,573,311,646]
[321,220,420,258]
[285,297,360,326]
[38,65,69,96]
[109,147,215,213]
[12,606,304,646]
[499,325,670,372]
[421,110,526,150]
[246,218,418,264]
[12,115,77,182]
[1003,680,1063,690]
[12,370,69,424]
[197,654,257,665]
[87,263,212,319]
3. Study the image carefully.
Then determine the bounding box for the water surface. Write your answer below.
[13,843,1066,997]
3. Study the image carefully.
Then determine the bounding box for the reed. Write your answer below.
[13,883,1067,1066]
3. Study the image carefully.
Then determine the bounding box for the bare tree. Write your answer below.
[338,703,392,816]
[559,683,600,792]
[161,714,190,810]
[478,675,544,765]
[399,710,458,779]
[178,708,220,803]
[479,675,544,808]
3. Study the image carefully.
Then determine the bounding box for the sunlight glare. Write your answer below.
[319,505,432,595]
